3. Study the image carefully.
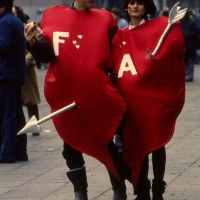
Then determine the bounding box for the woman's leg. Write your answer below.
[135,155,151,200]
[62,141,88,200]
[152,146,167,200]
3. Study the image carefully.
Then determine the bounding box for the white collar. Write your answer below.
[129,19,145,30]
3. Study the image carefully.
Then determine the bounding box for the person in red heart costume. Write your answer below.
[109,0,186,200]
[24,0,132,199]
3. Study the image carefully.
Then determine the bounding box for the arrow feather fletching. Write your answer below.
[172,8,188,24]
[169,2,187,25]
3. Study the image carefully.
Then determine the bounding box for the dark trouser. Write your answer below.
[152,146,166,196]
[62,142,88,200]
[135,155,150,195]
[62,131,131,200]
[185,57,195,81]
[115,131,166,195]
[62,140,131,181]
[152,146,166,182]
[136,146,166,195]
[0,80,27,161]
[27,104,39,120]
[62,142,85,170]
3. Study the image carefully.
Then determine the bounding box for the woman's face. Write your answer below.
[127,0,146,19]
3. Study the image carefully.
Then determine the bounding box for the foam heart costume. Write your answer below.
[111,16,185,186]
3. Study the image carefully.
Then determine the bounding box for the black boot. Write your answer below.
[108,170,127,200]
[152,194,163,200]
[135,194,151,200]
[134,179,151,200]
[66,167,88,200]
[134,155,151,200]
[152,179,166,200]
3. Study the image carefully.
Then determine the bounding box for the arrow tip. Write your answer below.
[17,116,42,135]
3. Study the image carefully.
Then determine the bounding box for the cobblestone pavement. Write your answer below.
[0,64,200,200]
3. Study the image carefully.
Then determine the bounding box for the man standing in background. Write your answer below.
[111,7,129,29]
[0,0,28,163]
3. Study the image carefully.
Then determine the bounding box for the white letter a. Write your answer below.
[118,54,137,78]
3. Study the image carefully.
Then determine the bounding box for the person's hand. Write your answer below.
[24,22,38,47]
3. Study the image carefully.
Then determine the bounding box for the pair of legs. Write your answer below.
[62,139,131,200]
[109,131,166,200]
[0,80,27,162]
[135,147,166,200]
[62,142,87,200]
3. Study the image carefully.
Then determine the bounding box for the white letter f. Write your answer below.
[53,32,69,56]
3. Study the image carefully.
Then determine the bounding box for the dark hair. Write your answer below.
[111,7,122,18]
[0,0,14,11]
[162,10,169,17]
[181,9,192,22]
[123,0,157,20]
[13,5,29,23]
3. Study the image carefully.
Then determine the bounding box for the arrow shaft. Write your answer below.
[152,24,171,56]
[38,102,76,124]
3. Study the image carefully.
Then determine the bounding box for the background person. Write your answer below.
[0,0,28,163]
[158,6,169,17]
[195,7,200,63]
[111,7,129,29]
[12,5,41,136]
[181,9,199,82]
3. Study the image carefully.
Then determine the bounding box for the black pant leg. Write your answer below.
[108,141,131,181]
[152,146,166,181]
[27,104,39,120]
[135,154,150,195]
[62,141,85,170]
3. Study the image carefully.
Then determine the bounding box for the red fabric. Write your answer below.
[112,17,185,186]
[40,6,126,178]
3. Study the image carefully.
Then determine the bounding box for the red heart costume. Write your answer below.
[40,5,126,179]
[111,16,185,186]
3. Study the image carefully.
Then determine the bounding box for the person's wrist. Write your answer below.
[26,39,36,48]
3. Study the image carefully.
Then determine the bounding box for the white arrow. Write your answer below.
[148,2,187,57]
[17,102,76,135]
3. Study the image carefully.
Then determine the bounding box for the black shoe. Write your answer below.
[108,170,127,200]
[152,193,164,200]
[32,132,40,136]
[135,194,151,200]
[16,154,28,161]
[16,157,28,162]
[186,78,193,82]
[0,159,15,163]
[113,193,127,200]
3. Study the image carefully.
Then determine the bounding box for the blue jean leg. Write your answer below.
[185,58,195,81]
[115,132,123,154]
[16,94,27,158]
[0,80,25,160]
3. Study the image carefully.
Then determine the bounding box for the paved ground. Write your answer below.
[0,64,200,200]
